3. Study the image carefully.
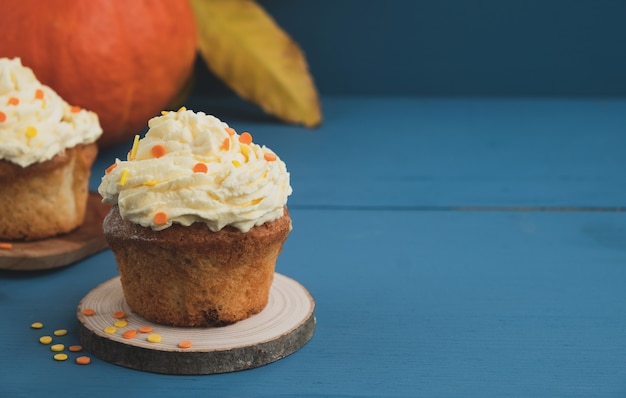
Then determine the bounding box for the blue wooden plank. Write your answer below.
[1,209,625,397]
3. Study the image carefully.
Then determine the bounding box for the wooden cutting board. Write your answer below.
[0,192,111,271]
[77,273,316,375]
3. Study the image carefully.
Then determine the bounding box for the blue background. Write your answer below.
[195,0,626,97]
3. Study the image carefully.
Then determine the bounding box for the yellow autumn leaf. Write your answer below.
[189,0,322,127]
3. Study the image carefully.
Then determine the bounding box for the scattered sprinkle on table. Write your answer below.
[138,326,153,333]
[147,333,162,343]
[69,345,83,352]
[39,336,52,345]
[50,344,65,352]
[31,322,44,329]
[0,242,13,250]
[75,356,91,365]
[122,329,138,339]
[53,353,68,361]
[53,329,67,336]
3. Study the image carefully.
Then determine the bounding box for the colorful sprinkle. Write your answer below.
[178,340,193,349]
[138,326,153,334]
[240,145,250,159]
[129,134,140,160]
[82,308,95,316]
[53,353,68,361]
[0,111,6,122]
[151,144,167,158]
[193,163,208,173]
[177,106,187,112]
[220,137,230,151]
[154,212,168,225]
[143,180,158,186]
[119,169,129,186]
[39,336,53,345]
[239,132,252,144]
[225,127,236,136]
[264,153,277,162]
[161,110,170,115]
[7,97,19,105]
[113,311,127,319]
[25,126,37,139]
[69,345,83,352]
[105,163,118,174]
[103,326,117,334]
[114,320,128,328]
[122,330,138,339]
[35,89,44,100]
[53,329,67,336]
[70,105,81,113]
[0,242,13,250]
[75,356,91,365]
[50,344,65,352]
[31,322,44,329]
[147,334,162,343]
[232,160,242,168]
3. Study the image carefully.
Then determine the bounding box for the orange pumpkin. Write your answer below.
[0,0,198,147]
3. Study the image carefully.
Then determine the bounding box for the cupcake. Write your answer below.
[98,108,292,327]
[0,58,102,241]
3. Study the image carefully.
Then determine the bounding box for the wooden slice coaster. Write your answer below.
[77,273,316,375]
[0,192,110,271]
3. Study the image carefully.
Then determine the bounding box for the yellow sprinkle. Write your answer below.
[53,329,67,336]
[25,126,37,139]
[119,169,129,186]
[129,134,140,160]
[31,322,44,329]
[262,170,268,178]
[177,106,187,112]
[250,198,263,205]
[147,333,162,343]
[232,160,241,168]
[114,320,128,328]
[161,110,169,115]
[143,180,158,187]
[103,326,117,335]
[39,336,52,345]
[51,344,65,352]
[53,353,68,361]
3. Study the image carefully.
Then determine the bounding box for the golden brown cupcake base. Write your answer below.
[103,205,292,327]
[0,143,98,241]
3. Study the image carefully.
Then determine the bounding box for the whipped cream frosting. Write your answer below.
[0,57,102,167]
[98,108,292,233]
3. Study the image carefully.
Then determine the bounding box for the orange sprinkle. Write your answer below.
[138,326,153,333]
[225,127,236,136]
[7,97,19,105]
[239,132,253,145]
[123,329,138,339]
[0,111,5,122]
[193,163,208,173]
[220,137,230,151]
[0,242,13,250]
[82,308,95,316]
[154,212,168,225]
[151,144,167,158]
[35,89,44,100]
[69,345,83,352]
[264,153,277,162]
[105,163,118,174]
[75,356,91,365]
[178,340,193,349]
[113,311,126,319]
[70,105,81,113]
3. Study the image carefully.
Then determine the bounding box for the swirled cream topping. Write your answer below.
[0,57,102,167]
[98,108,292,233]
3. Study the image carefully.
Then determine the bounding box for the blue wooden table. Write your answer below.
[1,97,625,397]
